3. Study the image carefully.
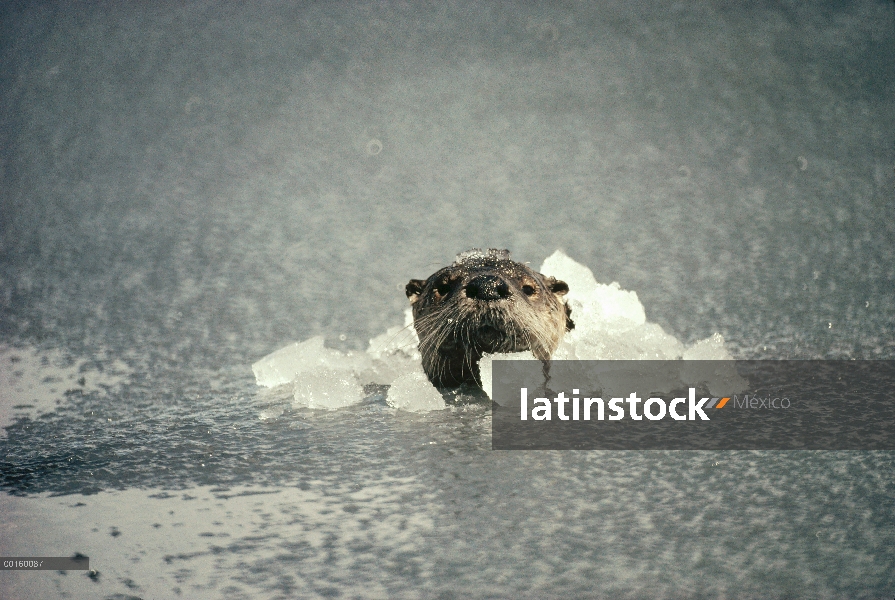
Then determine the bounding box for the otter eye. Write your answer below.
[435,282,451,296]
[521,285,536,296]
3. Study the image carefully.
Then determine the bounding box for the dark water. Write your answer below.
[1,1,893,598]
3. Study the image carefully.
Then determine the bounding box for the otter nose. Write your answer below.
[464,275,511,301]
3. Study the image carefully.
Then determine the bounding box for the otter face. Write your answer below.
[406,248,573,388]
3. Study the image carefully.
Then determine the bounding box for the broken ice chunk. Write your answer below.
[253,250,740,410]
[540,250,646,326]
[360,308,425,386]
[252,336,371,387]
[681,334,747,395]
[538,250,734,363]
[479,350,538,401]
[293,368,366,410]
[386,370,446,413]
[682,332,732,361]
[366,323,420,362]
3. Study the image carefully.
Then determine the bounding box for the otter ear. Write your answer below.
[406,279,426,304]
[545,277,569,297]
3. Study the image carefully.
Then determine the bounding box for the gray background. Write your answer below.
[1,1,893,598]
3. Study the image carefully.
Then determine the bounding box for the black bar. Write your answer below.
[0,557,89,570]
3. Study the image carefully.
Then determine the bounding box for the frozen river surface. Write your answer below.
[1,1,894,598]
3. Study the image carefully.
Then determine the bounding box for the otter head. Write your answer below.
[406,248,574,388]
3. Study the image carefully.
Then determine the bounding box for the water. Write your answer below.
[1,1,893,598]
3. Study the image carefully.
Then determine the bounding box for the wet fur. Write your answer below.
[406,249,573,388]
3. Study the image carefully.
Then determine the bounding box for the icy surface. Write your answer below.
[0,482,439,600]
[0,346,130,437]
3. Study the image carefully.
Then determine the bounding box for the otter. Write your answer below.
[406,249,574,388]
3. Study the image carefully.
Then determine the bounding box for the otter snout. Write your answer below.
[463,275,510,301]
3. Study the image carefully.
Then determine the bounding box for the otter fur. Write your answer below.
[406,249,573,388]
